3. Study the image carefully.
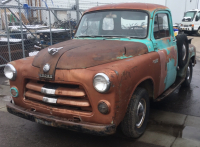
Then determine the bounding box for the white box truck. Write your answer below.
[180,9,200,36]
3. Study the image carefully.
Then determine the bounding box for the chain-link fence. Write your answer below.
[0,4,78,73]
[0,0,117,74]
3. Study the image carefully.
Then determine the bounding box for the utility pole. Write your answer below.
[76,0,80,23]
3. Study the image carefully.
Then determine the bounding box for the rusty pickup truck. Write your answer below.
[4,3,196,138]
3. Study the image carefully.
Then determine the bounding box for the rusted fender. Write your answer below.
[86,51,161,125]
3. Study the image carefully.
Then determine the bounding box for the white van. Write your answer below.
[180,9,200,35]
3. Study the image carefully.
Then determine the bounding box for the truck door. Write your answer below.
[151,11,178,95]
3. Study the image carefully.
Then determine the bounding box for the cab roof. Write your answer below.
[84,3,168,14]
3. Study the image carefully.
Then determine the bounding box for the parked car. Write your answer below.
[4,3,196,138]
[180,9,200,36]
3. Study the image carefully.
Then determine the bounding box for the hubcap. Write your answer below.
[136,99,146,128]
[182,44,186,61]
[187,66,190,80]
[198,29,200,34]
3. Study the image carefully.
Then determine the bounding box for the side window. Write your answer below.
[154,13,170,39]
[102,18,114,30]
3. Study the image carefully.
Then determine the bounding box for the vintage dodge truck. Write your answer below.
[4,3,196,138]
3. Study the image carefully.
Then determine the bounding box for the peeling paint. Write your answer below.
[117,55,133,60]
[114,70,119,76]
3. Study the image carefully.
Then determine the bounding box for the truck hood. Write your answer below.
[32,39,148,80]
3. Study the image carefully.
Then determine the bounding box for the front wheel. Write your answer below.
[121,87,149,138]
[196,28,200,36]
[182,60,193,87]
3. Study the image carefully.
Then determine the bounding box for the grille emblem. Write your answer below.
[48,47,63,55]
[43,64,50,73]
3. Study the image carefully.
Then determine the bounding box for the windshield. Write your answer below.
[183,11,197,21]
[75,10,149,38]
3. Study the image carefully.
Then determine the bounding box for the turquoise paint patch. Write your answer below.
[117,55,133,60]
[10,87,19,98]
[164,58,177,90]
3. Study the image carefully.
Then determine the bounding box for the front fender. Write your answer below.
[89,51,161,125]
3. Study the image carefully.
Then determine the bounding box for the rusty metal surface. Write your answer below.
[25,90,90,107]
[32,39,100,80]
[84,3,168,14]
[32,39,148,80]
[26,81,86,97]
[6,102,116,136]
[57,40,148,69]
[9,50,161,126]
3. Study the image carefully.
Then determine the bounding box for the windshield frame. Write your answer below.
[75,10,150,39]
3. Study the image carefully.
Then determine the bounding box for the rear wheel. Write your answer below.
[121,87,149,138]
[182,60,193,87]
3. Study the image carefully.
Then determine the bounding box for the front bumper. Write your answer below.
[6,102,116,136]
[180,27,193,31]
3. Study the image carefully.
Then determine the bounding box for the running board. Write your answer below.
[156,77,185,102]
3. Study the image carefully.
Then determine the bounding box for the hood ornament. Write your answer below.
[48,47,63,56]
[43,64,50,73]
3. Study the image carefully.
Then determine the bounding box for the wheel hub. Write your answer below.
[136,99,146,128]
[182,44,186,61]
[187,66,190,80]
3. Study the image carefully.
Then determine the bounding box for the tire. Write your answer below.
[196,28,200,36]
[186,31,193,36]
[121,87,149,138]
[182,60,193,87]
[176,34,189,68]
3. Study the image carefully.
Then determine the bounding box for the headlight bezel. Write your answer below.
[4,64,17,81]
[93,73,111,93]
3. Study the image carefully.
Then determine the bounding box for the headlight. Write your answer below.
[93,73,110,93]
[4,64,17,80]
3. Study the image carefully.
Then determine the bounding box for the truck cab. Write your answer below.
[180,9,200,35]
[4,3,196,139]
